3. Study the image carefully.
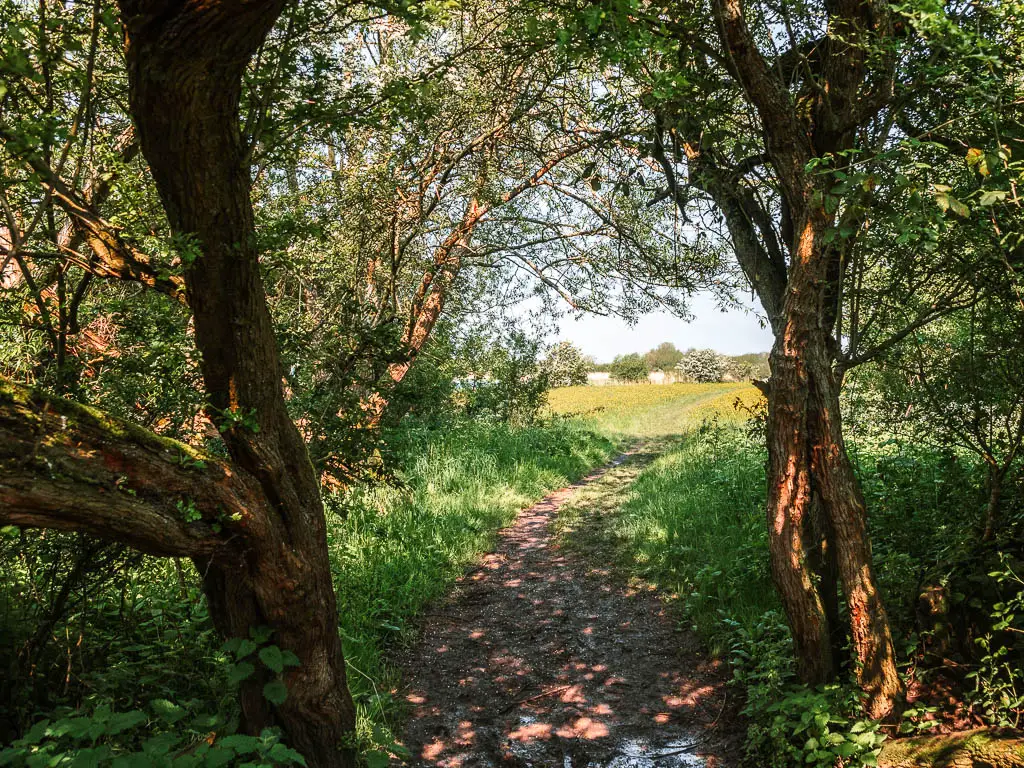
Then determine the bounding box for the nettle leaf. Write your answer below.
[106,711,147,735]
[228,661,255,685]
[267,743,307,765]
[235,639,258,659]
[249,626,273,644]
[111,754,154,768]
[63,717,94,738]
[263,680,288,706]
[259,646,284,674]
[216,735,260,754]
[19,720,51,745]
[72,747,113,768]
[151,699,187,724]
[201,747,235,768]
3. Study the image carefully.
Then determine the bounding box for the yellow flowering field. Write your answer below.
[546,382,765,438]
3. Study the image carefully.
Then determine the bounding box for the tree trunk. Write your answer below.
[805,488,844,670]
[768,212,903,718]
[200,562,356,767]
[982,466,1004,542]
[114,0,358,763]
[766,336,836,685]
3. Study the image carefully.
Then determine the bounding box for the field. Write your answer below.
[547,381,762,437]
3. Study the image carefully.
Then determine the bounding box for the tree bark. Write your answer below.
[0,380,265,557]
[767,212,902,717]
[982,466,1005,542]
[114,0,357,763]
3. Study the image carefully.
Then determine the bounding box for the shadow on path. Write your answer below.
[396,448,735,767]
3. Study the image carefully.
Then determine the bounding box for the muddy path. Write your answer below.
[395,447,737,767]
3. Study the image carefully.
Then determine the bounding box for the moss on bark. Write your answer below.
[880,729,1024,768]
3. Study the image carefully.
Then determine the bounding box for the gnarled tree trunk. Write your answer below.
[708,0,905,718]
[2,0,359,764]
[117,0,358,760]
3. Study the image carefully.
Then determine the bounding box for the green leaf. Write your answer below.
[19,720,51,746]
[267,744,307,766]
[228,662,255,685]
[235,639,258,659]
[259,646,284,674]
[249,626,273,644]
[949,196,970,217]
[263,680,288,706]
[65,717,94,738]
[364,751,389,768]
[151,699,187,724]
[106,711,148,735]
[71,747,111,768]
[979,190,1008,206]
[111,754,154,768]
[835,742,860,757]
[216,735,260,755]
[202,748,235,768]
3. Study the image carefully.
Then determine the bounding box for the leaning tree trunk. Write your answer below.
[768,211,903,719]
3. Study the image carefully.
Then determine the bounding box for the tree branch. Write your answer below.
[0,126,186,302]
[0,380,269,557]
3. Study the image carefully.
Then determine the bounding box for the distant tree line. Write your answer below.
[583,341,770,383]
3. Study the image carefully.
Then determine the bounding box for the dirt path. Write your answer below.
[396,449,736,767]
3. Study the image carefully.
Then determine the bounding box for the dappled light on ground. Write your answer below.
[397,451,733,767]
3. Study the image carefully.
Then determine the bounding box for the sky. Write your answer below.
[553,290,773,362]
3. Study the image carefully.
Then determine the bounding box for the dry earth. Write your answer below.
[396,451,737,767]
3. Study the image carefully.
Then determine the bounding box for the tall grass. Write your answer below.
[0,415,615,756]
[555,386,1023,765]
[602,421,774,651]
